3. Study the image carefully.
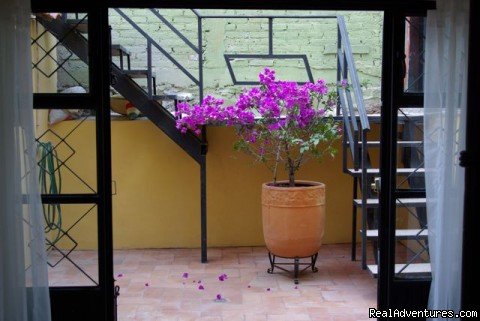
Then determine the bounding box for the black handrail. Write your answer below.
[150,9,199,54]
[337,16,370,132]
[336,15,371,270]
[114,8,199,85]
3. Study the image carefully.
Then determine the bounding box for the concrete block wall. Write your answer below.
[59,9,383,110]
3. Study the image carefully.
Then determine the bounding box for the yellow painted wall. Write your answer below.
[29,13,385,251]
[43,117,381,250]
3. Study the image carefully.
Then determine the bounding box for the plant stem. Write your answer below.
[288,164,295,187]
[284,140,296,187]
[272,143,281,186]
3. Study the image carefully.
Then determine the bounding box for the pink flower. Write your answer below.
[175,68,341,184]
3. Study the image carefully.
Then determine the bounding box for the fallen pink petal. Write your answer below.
[216,294,222,300]
[267,288,271,291]
[117,273,123,278]
[182,272,189,279]
[145,283,149,287]
[198,285,204,290]
[218,273,228,281]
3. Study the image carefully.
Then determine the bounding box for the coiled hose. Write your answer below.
[37,142,63,246]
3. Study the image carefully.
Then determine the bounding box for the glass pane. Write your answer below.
[31,12,90,93]
[34,109,97,194]
[45,204,98,286]
[404,16,426,94]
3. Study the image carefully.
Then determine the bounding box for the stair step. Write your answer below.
[123,69,156,78]
[66,19,88,33]
[153,93,194,102]
[353,198,426,208]
[365,112,424,123]
[348,140,423,147]
[153,94,179,101]
[364,229,428,239]
[347,168,425,177]
[111,44,131,56]
[367,263,431,277]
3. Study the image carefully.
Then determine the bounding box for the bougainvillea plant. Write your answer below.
[176,68,341,187]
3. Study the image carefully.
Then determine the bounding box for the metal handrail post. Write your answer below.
[361,129,369,270]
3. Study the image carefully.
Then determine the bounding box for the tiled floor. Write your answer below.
[111,244,377,321]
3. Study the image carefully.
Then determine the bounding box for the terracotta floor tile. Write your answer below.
[48,244,377,320]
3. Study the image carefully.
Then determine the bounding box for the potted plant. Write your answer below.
[176,68,341,279]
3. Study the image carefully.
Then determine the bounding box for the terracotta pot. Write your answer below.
[262,180,326,258]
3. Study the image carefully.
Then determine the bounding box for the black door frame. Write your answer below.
[31,3,114,321]
[378,9,431,313]
[462,0,480,312]
[32,1,468,320]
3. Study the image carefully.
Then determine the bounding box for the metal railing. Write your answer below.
[114,9,201,100]
[112,10,371,112]
[337,15,371,269]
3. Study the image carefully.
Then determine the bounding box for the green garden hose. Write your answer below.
[37,142,63,246]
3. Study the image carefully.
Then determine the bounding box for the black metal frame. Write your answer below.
[31,5,114,321]
[462,0,480,312]
[267,252,319,285]
[217,14,337,86]
[225,54,314,86]
[378,9,431,314]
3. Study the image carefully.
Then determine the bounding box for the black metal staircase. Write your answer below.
[341,107,429,276]
[337,17,429,277]
[35,13,205,163]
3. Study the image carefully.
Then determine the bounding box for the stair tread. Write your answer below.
[123,69,156,78]
[347,168,425,176]
[367,263,431,277]
[153,94,178,100]
[154,93,194,101]
[364,229,428,238]
[354,198,426,207]
[111,44,131,56]
[365,111,424,123]
[348,140,423,147]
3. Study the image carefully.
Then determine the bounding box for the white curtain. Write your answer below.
[0,0,52,320]
[424,0,469,318]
